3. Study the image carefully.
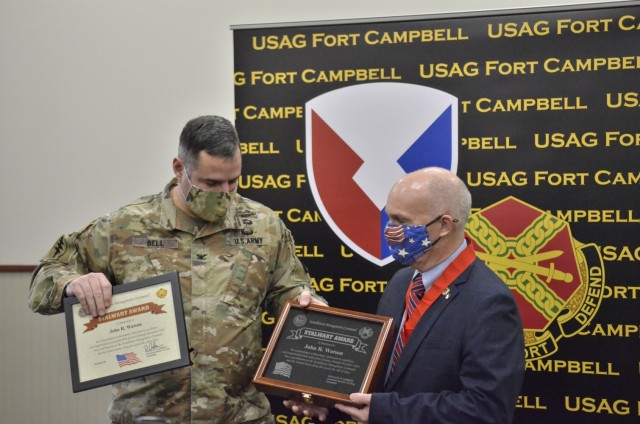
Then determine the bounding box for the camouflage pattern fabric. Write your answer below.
[28,179,320,424]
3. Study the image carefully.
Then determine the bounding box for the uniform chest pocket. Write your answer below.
[114,249,180,284]
[219,247,270,321]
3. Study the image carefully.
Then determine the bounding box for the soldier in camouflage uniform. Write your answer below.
[28,115,325,424]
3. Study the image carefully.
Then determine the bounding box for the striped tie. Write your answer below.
[390,273,424,374]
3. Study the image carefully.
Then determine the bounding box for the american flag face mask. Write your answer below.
[383,215,443,265]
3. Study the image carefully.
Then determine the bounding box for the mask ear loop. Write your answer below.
[178,173,192,200]
[429,216,460,248]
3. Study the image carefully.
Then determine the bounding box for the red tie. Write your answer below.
[390,273,424,373]
[387,239,477,377]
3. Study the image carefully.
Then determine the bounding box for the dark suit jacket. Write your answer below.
[370,259,525,424]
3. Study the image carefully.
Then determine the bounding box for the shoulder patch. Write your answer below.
[50,236,68,259]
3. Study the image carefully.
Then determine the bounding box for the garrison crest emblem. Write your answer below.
[467,197,605,361]
[305,82,458,266]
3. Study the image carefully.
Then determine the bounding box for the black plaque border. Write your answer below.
[63,272,190,392]
[254,300,395,407]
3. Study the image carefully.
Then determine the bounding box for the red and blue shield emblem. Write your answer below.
[305,83,458,266]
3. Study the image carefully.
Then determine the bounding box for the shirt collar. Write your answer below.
[416,238,468,291]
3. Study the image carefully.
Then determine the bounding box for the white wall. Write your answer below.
[0,1,625,422]
[0,0,623,266]
[1,272,111,423]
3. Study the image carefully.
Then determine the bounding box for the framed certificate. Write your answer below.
[63,272,190,392]
[253,301,395,407]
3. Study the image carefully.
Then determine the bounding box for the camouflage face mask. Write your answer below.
[181,174,236,223]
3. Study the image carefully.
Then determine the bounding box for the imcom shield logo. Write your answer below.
[467,197,605,361]
[305,82,458,266]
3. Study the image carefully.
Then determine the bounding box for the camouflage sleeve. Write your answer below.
[262,219,325,316]
[28,216,112,315]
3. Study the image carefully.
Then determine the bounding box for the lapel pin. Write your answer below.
[443,287,451,299]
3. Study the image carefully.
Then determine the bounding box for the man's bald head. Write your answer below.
[388,167,471,232]
[385,168,472,270]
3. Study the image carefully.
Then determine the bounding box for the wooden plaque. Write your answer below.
[254,301,395,407]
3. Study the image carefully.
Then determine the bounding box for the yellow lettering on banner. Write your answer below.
[606,92,640,108]
[286,209,322,223]
[301,68,402,83]
[295,245,324,258]
[594,170,640,186]
[252,34,307,50]
[565,397,631,415]
[602,285,640,299]
[487,21,550,38]
[364,28,468,44]
[551,209,640,223]
[601,245,640,262]
[466,171,528,187]
[574,266,603,326]
[273,415,315,424]
[618,15,640,31]
[534,132,598,148]
[544,56,640,73]
[311,32,361,47]
[578,323,640,338]
[463,96,588,113]
[524,340,553,359]
[310,277,335,292]
[516,396,548,410]
[250,71,297,85]
[419,62,479,78]
[261,311,275,325]
[341,245,354,258]
[556,18,613,34]
[461,136,517,150]
[527,360,619,376]
[604,131,640,147]
[238,174,306,189]
[339,278,387,293]
[240,142,280,155]
[485,60,538,75]
[236,106,303,120]
[533,171,589,186]
[234,72,246,86]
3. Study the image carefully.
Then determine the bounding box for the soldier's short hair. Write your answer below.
[178,115,240,174]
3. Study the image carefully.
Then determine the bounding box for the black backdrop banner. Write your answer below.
[232,2,640,423]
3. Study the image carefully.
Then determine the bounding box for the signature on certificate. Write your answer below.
[144,340,166,353]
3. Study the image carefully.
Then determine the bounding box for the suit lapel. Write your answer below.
[384,272,466,390]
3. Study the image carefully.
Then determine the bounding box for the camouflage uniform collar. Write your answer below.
[162,178,244,235]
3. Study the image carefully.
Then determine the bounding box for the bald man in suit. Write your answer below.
[333,167,525,424]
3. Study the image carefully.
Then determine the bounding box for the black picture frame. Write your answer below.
[63,272,190,392]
